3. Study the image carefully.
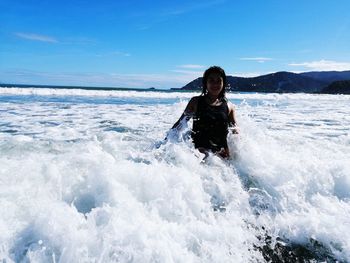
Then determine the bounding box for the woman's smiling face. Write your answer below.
[206,72,224,97]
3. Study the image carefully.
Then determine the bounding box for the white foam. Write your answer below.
[0,91,349,261]
[2,86,350,101]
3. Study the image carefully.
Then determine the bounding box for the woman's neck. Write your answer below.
[205,94,220,104]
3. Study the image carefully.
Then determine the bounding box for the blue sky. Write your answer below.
[1,0,350,89]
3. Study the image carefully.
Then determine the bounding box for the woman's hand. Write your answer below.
[217,147,230,159]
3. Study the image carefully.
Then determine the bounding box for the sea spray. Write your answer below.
[0,90,349,262]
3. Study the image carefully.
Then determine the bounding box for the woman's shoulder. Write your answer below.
[226,100,236,113]
[190,95,202,101]
[186,96,202,113]
[226,100,235,107]
[188,95,202,105]
[185,96,200,114]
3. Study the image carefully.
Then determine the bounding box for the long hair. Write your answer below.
[201,66,227,100]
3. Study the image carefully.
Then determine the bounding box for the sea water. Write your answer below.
[0,87,349,262]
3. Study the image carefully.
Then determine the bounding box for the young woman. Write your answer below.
[171,66,238,158]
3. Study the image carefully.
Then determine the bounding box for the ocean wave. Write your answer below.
[1,86,349,101]
[0,92,349,262]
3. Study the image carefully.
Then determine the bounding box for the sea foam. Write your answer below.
[0,89,349,262]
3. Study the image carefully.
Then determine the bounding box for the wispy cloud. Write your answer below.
[133,0,226,30]
[176,64,206,69]
[94,51,131,58]
[1,69,199,89]
[296,49,313,54]
[15,32,58,43]
[288,59,350,71]
[161,0,226,16]
[230,71,273,78]
[239,57,273,63]
[112,51,131,57]
[62,37,98,45]
[170,69,203,76]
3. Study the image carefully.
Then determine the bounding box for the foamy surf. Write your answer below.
[0,89,349,262]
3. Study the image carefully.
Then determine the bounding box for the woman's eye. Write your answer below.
[209,78,222,84]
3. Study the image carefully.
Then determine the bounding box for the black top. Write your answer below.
[191,96,229,152]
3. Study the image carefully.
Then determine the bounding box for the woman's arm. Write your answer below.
[215,101,238,159]
[171,97,198,129]
[228,101,239,134]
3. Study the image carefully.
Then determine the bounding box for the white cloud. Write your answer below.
[112,51,131,57]
[133,1,226,30]
[63,37,98,45]
[1,69,198,89]
[162,0,226,16]
[288,59,350,71]
[176,64,206,69]
[15,32,58,43]
[170,69,203,80]
[230,71,273,78]
[239,57,273,63]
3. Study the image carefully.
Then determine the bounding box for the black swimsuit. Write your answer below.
[191,96,229,152]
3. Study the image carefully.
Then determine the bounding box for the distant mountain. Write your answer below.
[300,71,350,84]
[181,77,203,90]
[320,80,350,94]
[227,72,326,93]
[180,70,350,94]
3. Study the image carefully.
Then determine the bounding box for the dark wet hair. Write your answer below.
[202,66,227,100]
